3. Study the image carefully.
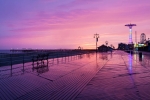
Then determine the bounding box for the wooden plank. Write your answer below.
[0,53,108,100]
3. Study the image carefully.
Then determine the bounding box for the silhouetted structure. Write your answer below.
[134,33,150,52]
[140,33,146,44]
[125,23,136,44]
[118,43,128,50]
[138,41,150,52]
[118,43,134,50]
[98,45,108,52]
[98,45,113,52]
[78,46,82,50]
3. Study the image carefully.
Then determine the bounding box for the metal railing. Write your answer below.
[0,50,95,78]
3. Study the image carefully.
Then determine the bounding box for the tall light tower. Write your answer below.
[94,33,99,52]
[125,23,136,44]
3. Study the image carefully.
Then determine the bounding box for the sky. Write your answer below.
[0,0,150,49]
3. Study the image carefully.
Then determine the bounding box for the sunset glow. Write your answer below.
[0,0,150,49]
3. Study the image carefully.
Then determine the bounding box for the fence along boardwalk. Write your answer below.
[0,50,93,67]
[0,53,110,100]
[17,56,108,100]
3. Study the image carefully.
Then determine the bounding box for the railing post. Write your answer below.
[47,56,48,67]
[65,51,66,62]
[23,54,24,73]
[37,56,38,67]
[32,57,34,69]
[62,52,63,63]
[68,51,69,61]
[53,54,54,64]
[57,52,59,64]
[71,51,72,61]
[10,54,12,76]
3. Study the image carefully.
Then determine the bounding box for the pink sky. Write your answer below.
[0,0,150,49]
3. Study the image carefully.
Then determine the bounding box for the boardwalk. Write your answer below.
[76,51,150,100]
[0,51,150,100]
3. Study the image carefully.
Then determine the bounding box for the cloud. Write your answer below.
[1,0,150,49]
[58,0,102,9]
[9,4,150,33]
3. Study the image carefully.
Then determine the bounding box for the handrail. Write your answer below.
[0,51,95,73]
[0,52,95,79]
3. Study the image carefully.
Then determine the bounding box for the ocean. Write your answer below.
[0,50,12,54]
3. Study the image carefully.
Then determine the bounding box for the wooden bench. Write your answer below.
[32,53,49,73]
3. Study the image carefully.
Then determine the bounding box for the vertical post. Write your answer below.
[52,53,54,64]
[65,51,66,62]
[68,51,69,61]
[47,54,48,67]
[71,51,72,61]
[96,39,97,52]
[10,54,12,76]
[94,33,99,53]
[32,57,34,69]
[37,56,38,68]
[23,54,24,73]
[62,52,63,63]
[57,52,58,64]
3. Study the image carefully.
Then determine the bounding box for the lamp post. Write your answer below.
[94,33,99,52]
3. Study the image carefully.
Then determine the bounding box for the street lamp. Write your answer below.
[94,33,99,52]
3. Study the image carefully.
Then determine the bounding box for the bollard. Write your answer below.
[139,52,142,58]
[139,52,142,61]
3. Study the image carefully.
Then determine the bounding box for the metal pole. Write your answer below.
[94,33,99,53]
[23,54,24,73]
[96,38,97,52]
[10,54,12,76]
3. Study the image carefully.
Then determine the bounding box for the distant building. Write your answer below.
[98,45,113,52]
[98,45,108,52]
[137,39,150,51]
[140,33,146,44]
[128,44,134,50]
[148,43,150,51]
[118,43,128,50]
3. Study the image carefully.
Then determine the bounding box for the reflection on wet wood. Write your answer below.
[32,53,49,74]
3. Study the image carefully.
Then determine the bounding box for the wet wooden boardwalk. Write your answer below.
[75,51,150,100]
[0,53,109,100]
[1,51,150,100]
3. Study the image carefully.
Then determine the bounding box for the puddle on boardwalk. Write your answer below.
[1,51,149,81]
[0,52,111,80]
[119,51,150,77]
[0,52,113,100]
